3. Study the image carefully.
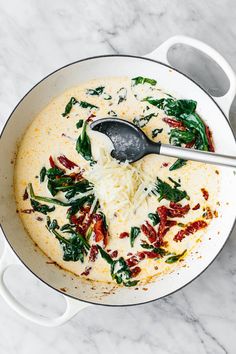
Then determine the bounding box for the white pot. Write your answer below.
[0,36,235,326]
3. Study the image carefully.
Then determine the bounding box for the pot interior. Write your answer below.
[0,56,235,305]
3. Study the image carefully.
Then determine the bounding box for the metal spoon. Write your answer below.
[90,118,236,168]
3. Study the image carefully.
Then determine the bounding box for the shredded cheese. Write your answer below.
[84,149,154,225]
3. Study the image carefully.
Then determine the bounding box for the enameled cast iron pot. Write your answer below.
[0,36,236,326]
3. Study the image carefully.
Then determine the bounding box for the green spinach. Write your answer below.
[62,97,78,117]
[39,167,46,183]
[47,217,59,230]
[98,246,139,286]
[107,110,117,117]
[103,93,112,100]
[66,195,95,218]
[132,76,157,86]
[133,113,157,128]
[76,119,84,129]
[79,101,98,110]
[124,280,139,287]
[169,159,187,171]
[145,97,209,152]
[148,212,160,226]
[76,121,95,163]
[46,167,64,179]
[165,250,186,263]
[152,177,188,202]
[29,183,94,213]
[144,98,197,117]
[180,113,208,151]
[140,243,167,256]
[117,87,127,104]
[168,177,181,188]
[130,227,141,247]
[46,218,90,262]
[152,128,163,138]
[30,199,55,215]
[86,86,105,96]
[169,129,195,145]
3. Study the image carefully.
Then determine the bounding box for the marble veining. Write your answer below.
[0,0,236,353]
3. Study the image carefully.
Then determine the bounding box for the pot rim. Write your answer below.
[0,53,235,307]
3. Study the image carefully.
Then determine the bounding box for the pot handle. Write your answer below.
[145,35,236,117]
[0,241,90,327]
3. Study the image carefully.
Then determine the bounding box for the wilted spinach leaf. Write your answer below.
[132,76,157,86]
[76,119,83,128]
[169,129,195,145]
[165,250,186,263]
[140,243,167,256]
[130,227,141,247]
[152,128,163,138]
[79,101,98,110]
[98,246,139,286]
[62,97,78,117]
[152,177,188,202]
[76,121,95,163]
[107,110,117,117]
[39,167,46,183]
[86,86,105,96]
[117,87,127,104]
[133,113,157,128]
[148,212,160,226]
[46,219,90,262]
[30,199,55,215]
[169,159,187,171]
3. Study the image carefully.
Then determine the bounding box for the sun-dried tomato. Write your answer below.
[49,155,56,168]
[23,188,29,200]
[185,140,195,148]
[94,218,108,246]
[86,113,96,123]
[70,214,80,225]
[137,252,146,261]
[70,207,93,236]
[109,250,118,258]
[81,267,92,276]
[130,266,141,278]
[205,207,213,220]
[174,220,207,242]
[89,245,98,262]
[163,117,185,129]
[201,188,209,201]
[166,220,177,227]
[141,221,157,243]
[143,251,159,259]
[69,171,84,181]
[126,255,139,267]
[57,155,78,170]
[168,202,190,217]
[205,126,215,152]
[119,232,129,239]
[162,162,169,167]
[192,203,200,210]
[157,205,168,240]
[20,209,34,214]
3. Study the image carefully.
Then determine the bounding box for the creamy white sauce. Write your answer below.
[14,77,220,284]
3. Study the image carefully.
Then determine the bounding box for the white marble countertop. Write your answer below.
[0,0,236,353]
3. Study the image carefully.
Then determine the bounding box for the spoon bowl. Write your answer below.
[91,118,236,168]
[90,118,159,162]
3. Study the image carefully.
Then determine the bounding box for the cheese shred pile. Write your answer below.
[85,149,154,225]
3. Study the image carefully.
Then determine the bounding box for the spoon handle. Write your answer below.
[159,143,236,168]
